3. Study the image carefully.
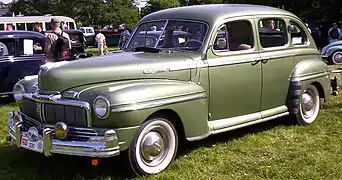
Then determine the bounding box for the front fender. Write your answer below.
[16,75,38,93]
[326,46,342,57]
[73,79,210,140]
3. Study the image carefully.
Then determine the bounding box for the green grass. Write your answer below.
[0,63,341,179]
[86,47,119,57]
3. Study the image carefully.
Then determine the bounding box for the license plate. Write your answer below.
[20,127,43,153]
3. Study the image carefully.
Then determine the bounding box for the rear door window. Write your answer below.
[0,39,15,56]
[18,38,44,55]
[258,18,288,48]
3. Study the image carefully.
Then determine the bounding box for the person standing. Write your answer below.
[44,18,71,62]
[6,24,13,31]
[328,23,340,43]
[95,30,106,55]
[119,28,131,50]
[33,23,45,34]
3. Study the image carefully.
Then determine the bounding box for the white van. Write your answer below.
[80,27,95,46]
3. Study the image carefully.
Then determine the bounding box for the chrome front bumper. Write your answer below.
[8,112,120,158]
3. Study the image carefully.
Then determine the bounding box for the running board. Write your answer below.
[210,112,289,135]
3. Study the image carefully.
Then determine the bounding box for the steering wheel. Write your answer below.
[183,39,202,50]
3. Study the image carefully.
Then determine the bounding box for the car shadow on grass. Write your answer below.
[0,144,137,180]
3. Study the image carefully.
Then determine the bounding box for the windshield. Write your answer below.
[126,20,208,52]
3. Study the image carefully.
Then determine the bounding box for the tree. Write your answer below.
[141,0,180,17]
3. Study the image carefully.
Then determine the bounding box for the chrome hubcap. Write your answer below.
[301,91,315,118]
[333,53,342,64]
[140,130,167,166]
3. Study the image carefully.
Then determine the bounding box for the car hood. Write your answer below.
[38,51,197,92]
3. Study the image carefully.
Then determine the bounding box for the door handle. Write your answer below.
[251,59,261,66]
[261,57,270,64]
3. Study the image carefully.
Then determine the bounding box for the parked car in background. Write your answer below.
[80,26,95,46]
[8,4,331,176]
[64,29,93,60]
[0,31,46,97]
[321,40,342,64]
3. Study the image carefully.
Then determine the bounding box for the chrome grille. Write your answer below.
[22,115,98,141]
[22,97,88,127]
[22,98,39,120]
[44,104,87,127]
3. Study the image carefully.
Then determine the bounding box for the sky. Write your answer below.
[1,0,12,4]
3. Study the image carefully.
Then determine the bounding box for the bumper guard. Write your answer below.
[8,112,120,158]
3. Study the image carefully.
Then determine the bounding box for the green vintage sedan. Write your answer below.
[8,4,331,175]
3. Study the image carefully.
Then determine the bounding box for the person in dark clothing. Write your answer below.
[328,22,340,43]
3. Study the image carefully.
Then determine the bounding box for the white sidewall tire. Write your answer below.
[332,51,342,65]
[128,118,178,175]
[296,85,320,125]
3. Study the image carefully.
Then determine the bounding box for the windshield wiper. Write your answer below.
[134,46,161,53]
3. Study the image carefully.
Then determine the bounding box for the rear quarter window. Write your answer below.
[258,18,288,48]
[0,39,15,56]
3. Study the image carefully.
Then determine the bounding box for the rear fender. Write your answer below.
[326,46,342,57]
[287,59,330,114]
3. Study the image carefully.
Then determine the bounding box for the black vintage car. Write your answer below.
[0,31,46,97]
[64,29,93,60]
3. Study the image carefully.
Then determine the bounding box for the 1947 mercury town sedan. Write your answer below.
[8,4,332,175]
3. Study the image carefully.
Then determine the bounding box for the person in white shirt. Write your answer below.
[95,30,106,55]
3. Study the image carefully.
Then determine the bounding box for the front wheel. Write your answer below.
[128,118,178,175]
[294,85,320,125]
[331,51,342,65]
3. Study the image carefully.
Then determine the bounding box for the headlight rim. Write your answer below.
[13,83,25,103]
[93,95,110,119]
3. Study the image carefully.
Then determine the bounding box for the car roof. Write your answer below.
[138,30,192,36]
[0,30,45,40]
[142,4,297,25]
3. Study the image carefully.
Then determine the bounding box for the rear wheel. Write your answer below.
[331,51,342,65]
[293,85,320,125]
[128,118,178,175]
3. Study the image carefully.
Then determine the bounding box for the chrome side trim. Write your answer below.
[208,58,260,67]
[260,54,295,60]
[260,105,288,118]
[209,112,261,131]
[111,92,207,112]
[23,93,92,127]
[209,106,289,133]
[209,112,289,135]
[291,71,330,82]
[169,60,207,71]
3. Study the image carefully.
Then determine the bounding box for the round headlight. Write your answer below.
[13,83,25,102]
[93,95,110,118]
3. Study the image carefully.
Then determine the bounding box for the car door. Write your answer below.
[0,38,16,94]
[5,37,46,89]
[256,17,297,117]
[207,18,262,126]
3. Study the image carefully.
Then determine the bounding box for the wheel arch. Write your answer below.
[146,109,186,141]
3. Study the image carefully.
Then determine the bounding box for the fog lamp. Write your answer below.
[13,114,22,125]
[54,122,68,139]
